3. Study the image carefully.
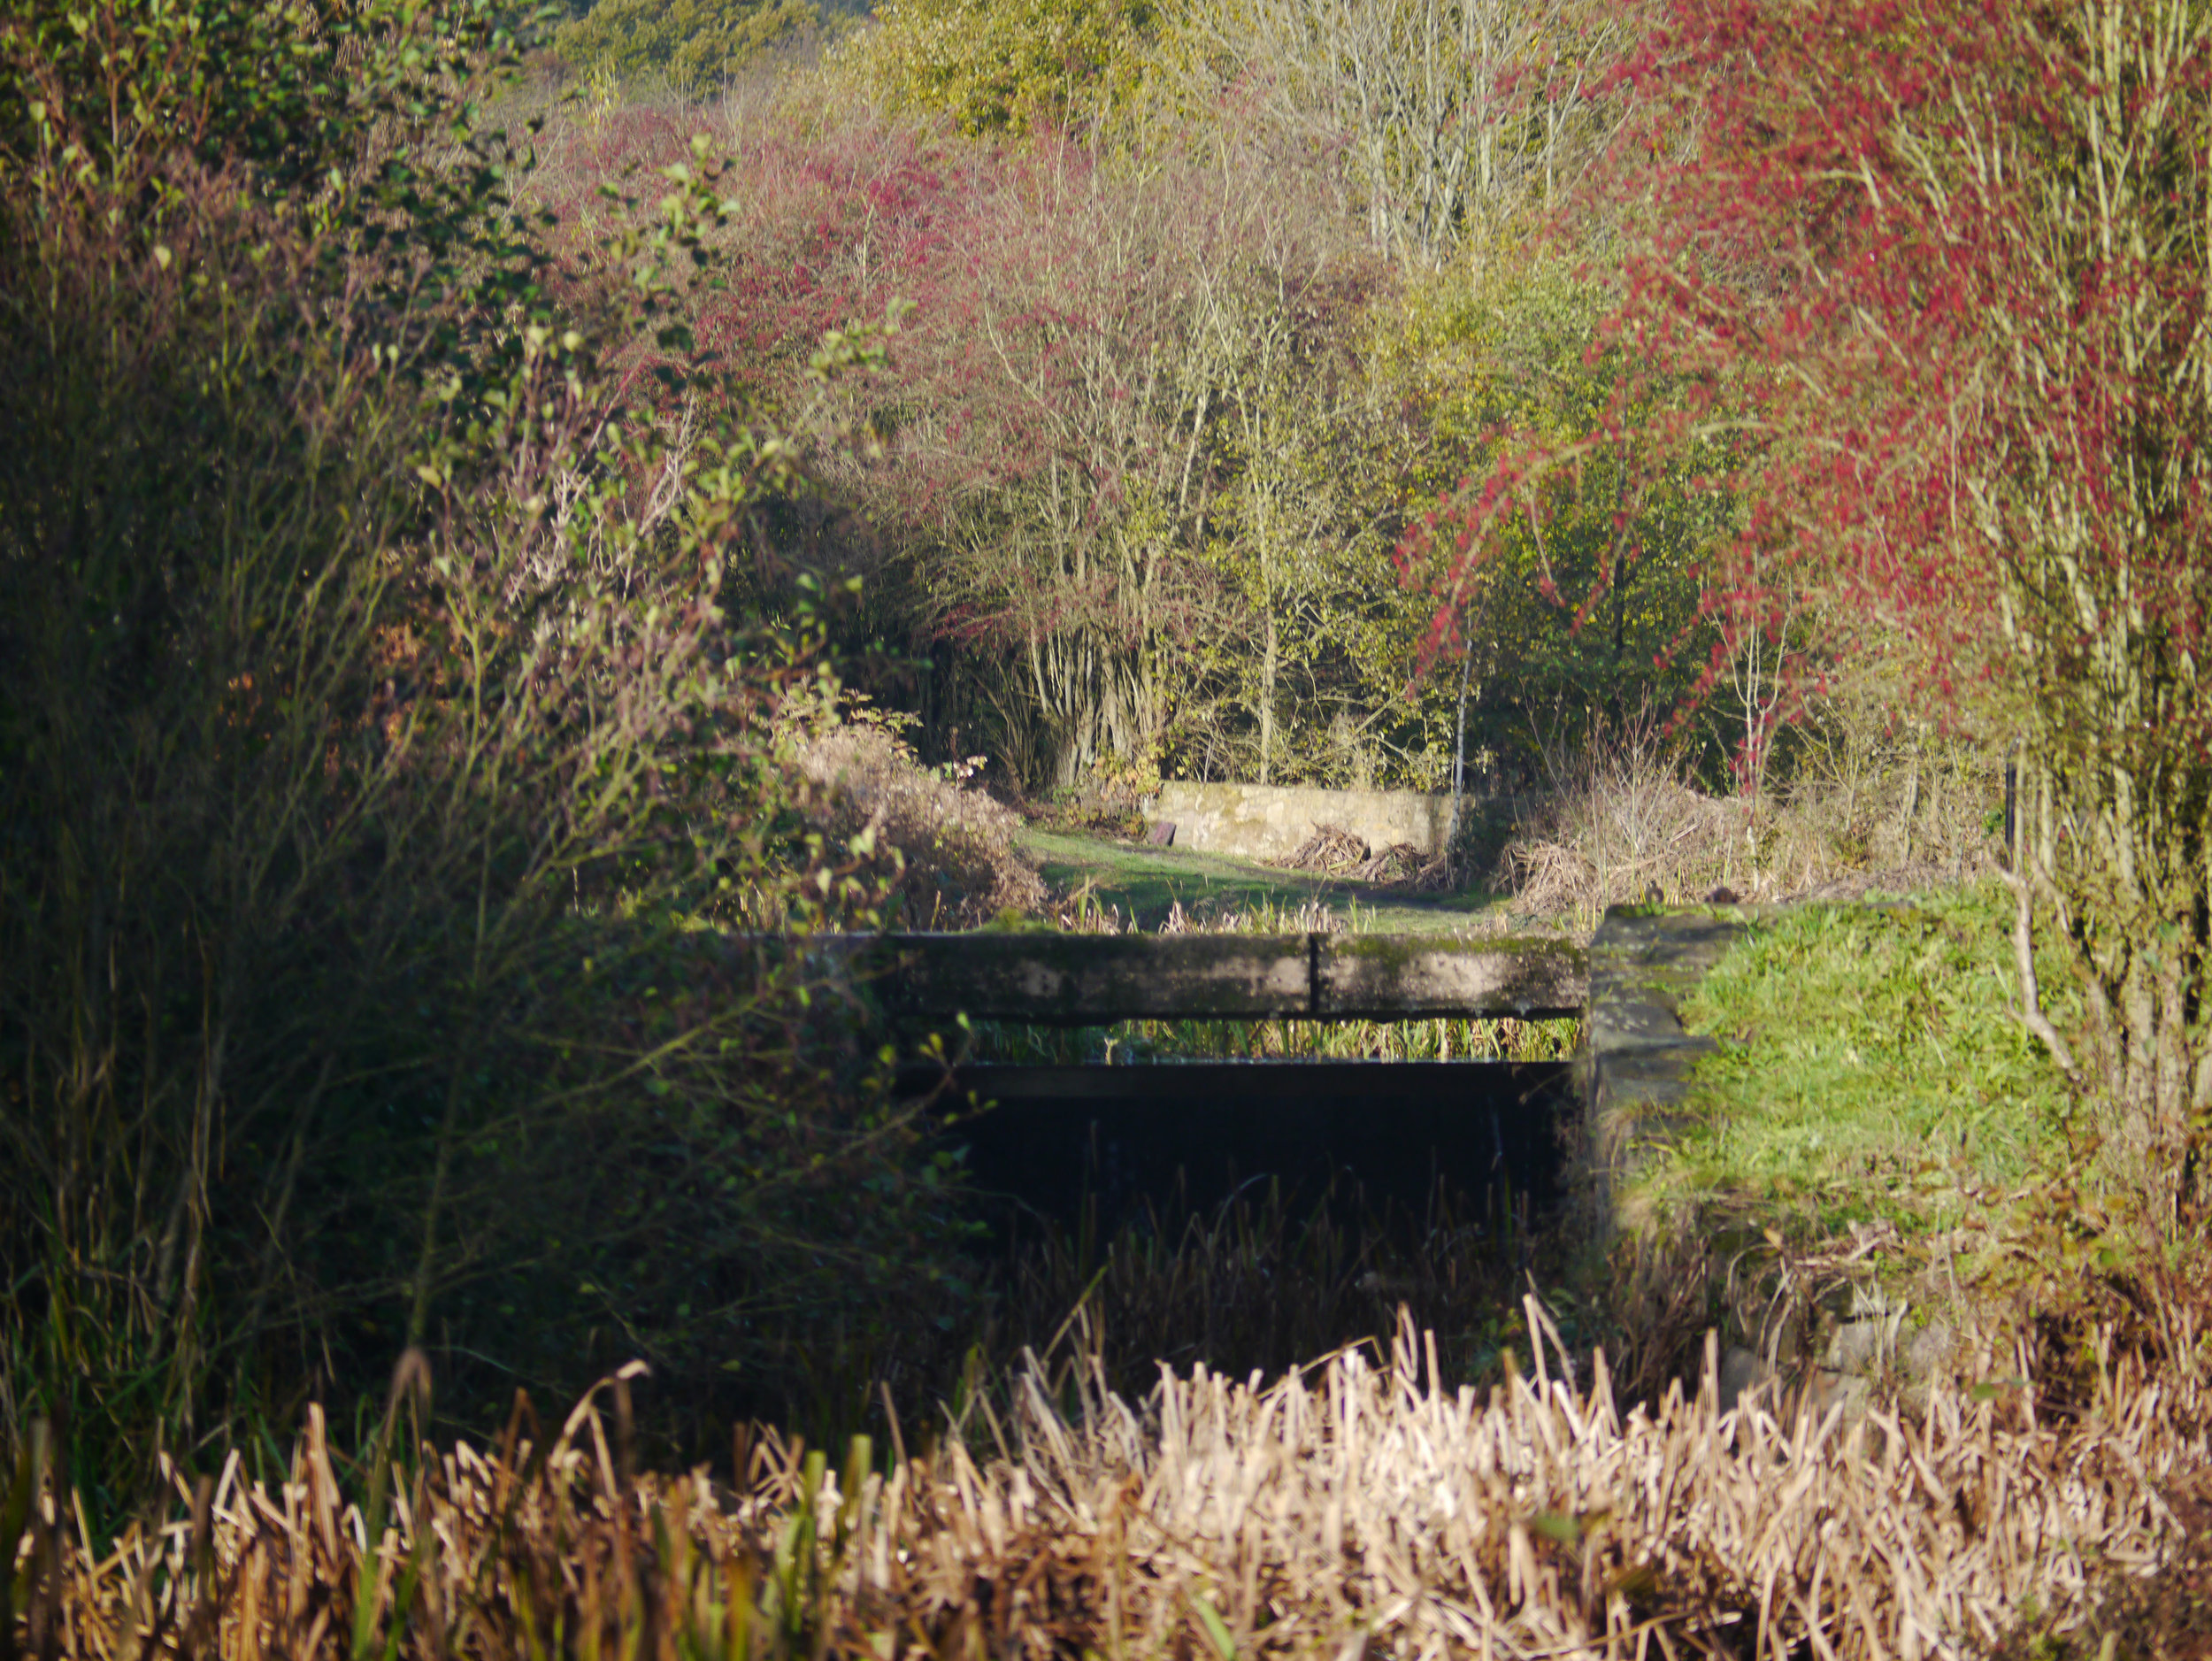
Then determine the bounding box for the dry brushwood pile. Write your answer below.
[1278,822,1372,873]
[797,722,1045,927]
[1492,781,1746,919]
[12,1317,2209,1661]
[1276,825,1429,885]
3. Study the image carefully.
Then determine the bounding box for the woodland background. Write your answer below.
[534,0,1774,804]
[3,0,2207,1547]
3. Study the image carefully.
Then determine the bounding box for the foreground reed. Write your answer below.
[9,1304,2208,1661]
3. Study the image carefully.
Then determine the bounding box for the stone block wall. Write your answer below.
[1580,905,1744,1238]
[1149,782,1455,860]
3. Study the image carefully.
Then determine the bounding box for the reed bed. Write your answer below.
[12,1309,2206,1661]
[981,1181,1545,1398]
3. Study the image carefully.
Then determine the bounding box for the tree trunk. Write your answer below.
[1258,608,1279,785]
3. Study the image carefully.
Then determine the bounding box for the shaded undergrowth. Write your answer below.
[968,1174,1568,1405]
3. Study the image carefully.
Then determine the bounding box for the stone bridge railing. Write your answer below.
[862,931,1585,1023]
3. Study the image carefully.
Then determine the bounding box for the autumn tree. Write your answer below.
[1186,0,1627,262]
[1386,250,1724,793]
[555,0,820,99]
[788,127,1387,788]
[1415,0,2212,1207]
[1195,273,1393,787]
[832,0,1162,135]
[545,0,1721,796]
[887,141,1264,785]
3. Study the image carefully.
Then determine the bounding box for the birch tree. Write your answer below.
[1191,0,1625,261]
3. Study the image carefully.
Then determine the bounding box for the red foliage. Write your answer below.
[1408,0,2211,753]
[526,94,1371,711]
[1407,0,2212,1189]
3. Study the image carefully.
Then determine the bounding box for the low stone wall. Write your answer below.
[1149,782,1455,860]
[1580,905,1744,1235]
[872,931,1586,1022]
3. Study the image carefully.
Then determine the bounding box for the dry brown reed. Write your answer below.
[1490,722,1999,927]
[982,1180,1536,1400]
[14,1311,2205,1661]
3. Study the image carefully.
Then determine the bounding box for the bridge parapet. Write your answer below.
[865,931,1585,1024]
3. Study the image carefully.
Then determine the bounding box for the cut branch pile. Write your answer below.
[1354,842,1425,883]
[1498,777,1744,919]
[10,1311,2207,1659]
[1277,822,1371,873]
[1275,826,1427,885]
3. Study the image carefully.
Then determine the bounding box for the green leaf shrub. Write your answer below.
[1384,251,1730,794]
[836,0,1159,135]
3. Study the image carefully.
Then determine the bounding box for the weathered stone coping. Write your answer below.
[868,931,1586,1023]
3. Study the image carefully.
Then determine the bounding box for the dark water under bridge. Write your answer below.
[863,930,1591,1232]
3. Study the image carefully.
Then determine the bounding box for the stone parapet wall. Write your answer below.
[1580,906,1744,1237]
[1150,782,1455,860]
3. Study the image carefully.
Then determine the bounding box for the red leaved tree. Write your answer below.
[1409,0,2212,1209]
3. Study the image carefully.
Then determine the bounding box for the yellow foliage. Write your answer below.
[554,0,820,100]
[833,0,1164,135]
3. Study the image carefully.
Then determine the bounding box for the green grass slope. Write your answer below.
[1633,886,2076,1239]
[1018,827,1520,934]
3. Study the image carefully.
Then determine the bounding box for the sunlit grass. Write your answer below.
[1640,884,2075,1236]
[1018,827,1515,934]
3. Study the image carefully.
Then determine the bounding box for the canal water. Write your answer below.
[897,1059,1571,1232]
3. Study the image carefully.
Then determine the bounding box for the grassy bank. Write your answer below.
[1587,884,2188,1421]
[1640,887,2076,1238]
